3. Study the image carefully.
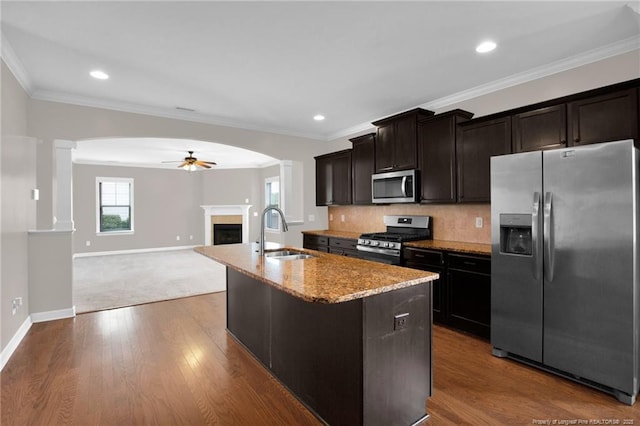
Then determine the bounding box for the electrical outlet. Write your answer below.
[176,235,181,241]
[308,214,315,222]
[12,297,23,316]
[85,240,91,247]
[340,214,345,222]
[189,235,193,240]
[329,214,334,221]
[394,313,409,331]
[475,217,483,228]
[245,198,249,203]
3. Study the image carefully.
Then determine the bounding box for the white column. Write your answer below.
[53,139,76,231]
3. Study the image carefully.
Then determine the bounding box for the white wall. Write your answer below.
[1,60,35,351]
[73,164,204,253]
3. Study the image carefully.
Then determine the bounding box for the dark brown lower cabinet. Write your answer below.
[446,254,491,339]
[226,267,432,426]
[303,234,359,257]
[302,234,329,252]
[404,247,490,339]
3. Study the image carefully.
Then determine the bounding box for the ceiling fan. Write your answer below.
[163,151,217,171]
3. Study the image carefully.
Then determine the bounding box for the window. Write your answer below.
[265,176,280,231]
[96,177,134,234]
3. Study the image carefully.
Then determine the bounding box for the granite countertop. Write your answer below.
[404,239,491,256]
[302,229,362,240]
[194,243,438,304]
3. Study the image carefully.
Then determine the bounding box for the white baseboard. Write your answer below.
[0,316,32,371]
[73,245,199,258]
[31,306,76,323]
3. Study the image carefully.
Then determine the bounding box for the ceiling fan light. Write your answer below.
[182,163,197,172]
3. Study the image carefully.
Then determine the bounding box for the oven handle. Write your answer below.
[356,245,401,257]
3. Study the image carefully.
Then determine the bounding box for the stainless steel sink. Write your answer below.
[264,249,315,261]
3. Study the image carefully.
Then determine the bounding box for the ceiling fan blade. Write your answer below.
[177,161,189,168]
[199,161,217,165]
[161,160,183,163]
[195,161,212,168]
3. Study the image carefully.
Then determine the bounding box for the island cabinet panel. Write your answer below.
[226,268,271,365]
[512,104,567,152]
[270,290,364,426]
[362,284,432,426]
[568,88,639,146]
[225,266,432,426]
[456,115,512,203]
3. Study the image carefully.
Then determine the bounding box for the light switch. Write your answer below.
[31,188,39,201]
[475,217,483,228]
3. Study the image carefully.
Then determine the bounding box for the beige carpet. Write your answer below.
[73,249,226,313]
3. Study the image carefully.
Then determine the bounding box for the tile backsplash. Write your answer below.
[328,204,491,244]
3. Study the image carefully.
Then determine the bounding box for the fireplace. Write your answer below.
[213,224,242,245]
[201,205,252,246]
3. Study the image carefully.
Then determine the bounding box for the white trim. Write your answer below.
[327,38,640,141]
[31,307,76,324]
[96,177,134,234]
[28,229,75,234]
[0,32,34,95]
[0,316,32,372]
[264,176,281,232]
[201,205,252,245]
[73,245,199,258]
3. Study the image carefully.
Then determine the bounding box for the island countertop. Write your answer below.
[195,243,438,304]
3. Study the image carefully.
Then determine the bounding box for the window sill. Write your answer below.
[96,231,135,236]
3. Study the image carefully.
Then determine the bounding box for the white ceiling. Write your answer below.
[2,1,639,168]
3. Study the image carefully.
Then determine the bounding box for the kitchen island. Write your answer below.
[195,243,438,426]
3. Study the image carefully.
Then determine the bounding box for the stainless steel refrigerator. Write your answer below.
[490,139,639,405]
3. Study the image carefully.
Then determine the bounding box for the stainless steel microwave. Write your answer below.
[371,169,418,204]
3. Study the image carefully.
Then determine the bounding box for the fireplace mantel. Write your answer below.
[201,205,252,245]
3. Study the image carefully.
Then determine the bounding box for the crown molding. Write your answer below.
[329,37,640,142]
[1,32,33,95]
[420,36,640,111]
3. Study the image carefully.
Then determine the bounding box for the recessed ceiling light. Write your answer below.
[90,70,109,80]
[313,114,325,121]
[476,41,497,53]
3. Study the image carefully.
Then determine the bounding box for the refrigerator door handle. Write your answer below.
[532,192,541,280]
[543,192,554,283]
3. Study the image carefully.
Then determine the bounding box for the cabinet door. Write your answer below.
[375,123,395,172]
[513,104,567,152]
[418,116,457,203]
[315,156,332,206]
[331,150,352,205]
[568,88,638,146]
[456,116,512,203]
[447,254,491,339]
[394,116,418,170]
[351,134,375,204]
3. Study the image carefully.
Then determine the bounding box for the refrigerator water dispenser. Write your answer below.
[499,214,532,256]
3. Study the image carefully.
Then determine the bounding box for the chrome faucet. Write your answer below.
[259,205,289,255]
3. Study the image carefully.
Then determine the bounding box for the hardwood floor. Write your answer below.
[2,292,639,425]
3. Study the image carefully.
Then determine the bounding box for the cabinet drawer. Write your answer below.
[403,248,444,267]
[447,254,490,274]
[303,234,329,247]
[329,237,357,250]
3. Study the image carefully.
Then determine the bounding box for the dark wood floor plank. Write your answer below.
[3,292,640,425]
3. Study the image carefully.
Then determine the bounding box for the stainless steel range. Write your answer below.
[357,215,432,264]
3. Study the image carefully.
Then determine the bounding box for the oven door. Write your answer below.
[356,246,401,265]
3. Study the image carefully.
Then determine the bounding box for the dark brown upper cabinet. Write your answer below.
[456,115,512,203]
[568,88,638,146]
[418,110,473,204]
[350,133,376,205]
[315,149,352,206]
[512,104,567,152]
[372,108,434,173]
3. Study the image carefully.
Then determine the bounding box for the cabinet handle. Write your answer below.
[414,253,425,258]
[463,261,477,266]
